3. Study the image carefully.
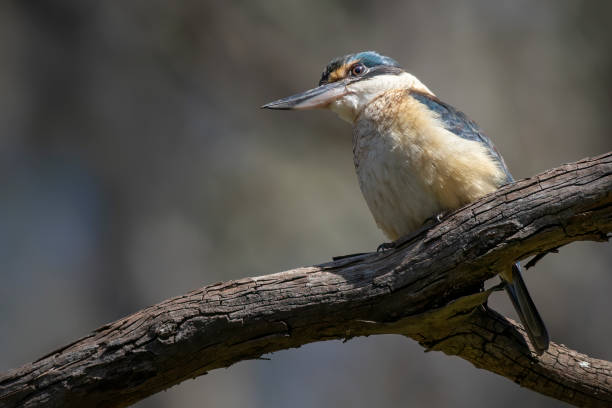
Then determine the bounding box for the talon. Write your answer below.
[377,242,396,252]
[435,212,446,223]
[423,211,447,227]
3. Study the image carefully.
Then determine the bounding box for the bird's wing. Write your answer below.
[409,90,514,183]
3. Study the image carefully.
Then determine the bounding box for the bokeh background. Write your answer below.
[1,1,611,407]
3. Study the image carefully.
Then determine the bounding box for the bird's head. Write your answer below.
[262,51,432,122]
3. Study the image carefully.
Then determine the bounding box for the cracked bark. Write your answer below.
[1,152,611,408]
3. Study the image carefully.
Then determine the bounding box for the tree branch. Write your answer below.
[1,152,611,408]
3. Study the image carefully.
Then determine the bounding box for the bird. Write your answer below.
[262,51,549,355]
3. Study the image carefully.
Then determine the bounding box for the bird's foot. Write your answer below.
[377,242,396,252]
[376,212,449,254]
[422,211,447,227]
[388,212,448,250]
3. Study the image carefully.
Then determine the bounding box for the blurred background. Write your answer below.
[1,1,611,407]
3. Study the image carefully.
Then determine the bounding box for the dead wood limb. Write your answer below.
[1,152,611,408]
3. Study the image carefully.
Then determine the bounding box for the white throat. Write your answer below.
[329,72,434,123]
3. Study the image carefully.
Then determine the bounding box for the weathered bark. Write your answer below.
[1,152,611,408]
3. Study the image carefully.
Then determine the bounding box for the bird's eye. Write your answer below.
[351,64,366,76]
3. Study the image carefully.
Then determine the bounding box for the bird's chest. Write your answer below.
[352,120,443,240]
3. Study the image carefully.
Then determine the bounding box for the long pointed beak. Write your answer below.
[261,81,347,110]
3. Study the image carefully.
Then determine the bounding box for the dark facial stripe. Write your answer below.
[356,65,404,82]
[325,63,351,84]
[319,51,402,86]
[320,56,347,85]
[320,63,404,87]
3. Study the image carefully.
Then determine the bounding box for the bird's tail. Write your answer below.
[503,263,549,355]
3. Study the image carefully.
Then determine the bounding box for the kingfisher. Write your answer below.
[262,51,549,355]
